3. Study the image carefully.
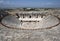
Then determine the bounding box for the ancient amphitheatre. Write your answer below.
[0,8,60,41]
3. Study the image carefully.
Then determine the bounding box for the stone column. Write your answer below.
[23,14,24,18]
[36,14,38,18]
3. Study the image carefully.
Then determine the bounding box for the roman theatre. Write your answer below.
[1,12,60,30]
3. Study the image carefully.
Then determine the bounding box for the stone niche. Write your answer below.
[16,13,46,22]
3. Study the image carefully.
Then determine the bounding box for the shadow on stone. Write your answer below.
[0,9,10,22]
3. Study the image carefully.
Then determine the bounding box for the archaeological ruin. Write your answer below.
[1,12,59,29]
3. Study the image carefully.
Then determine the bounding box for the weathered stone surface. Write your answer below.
[1,15,59,30]
[0,11,60,41]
